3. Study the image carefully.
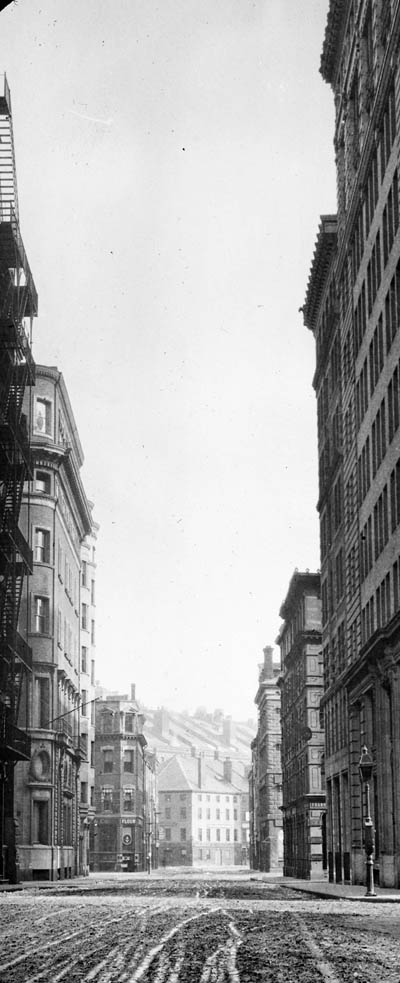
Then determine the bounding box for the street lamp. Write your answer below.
[358,745,377,897]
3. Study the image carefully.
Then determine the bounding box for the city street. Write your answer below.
[1,872,400,982]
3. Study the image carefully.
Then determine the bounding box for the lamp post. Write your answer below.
[358,745,377,897]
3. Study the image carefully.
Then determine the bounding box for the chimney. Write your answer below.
[223,758,232,784]
[130,683,136,701]
[198,753,205,789]
[263,646,274,676]
[222,716,233,746]
[154,707,169,737]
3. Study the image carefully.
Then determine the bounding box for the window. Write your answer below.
[216,809,220,820]
[165,828,171,841]
[81,560,88,587]
[165,807,171,820]
[90,786,94,806]
[81,782,88,804]
[124,790,133,812]
[81,604,88,630]
[38,677,50,728]
[91,580,96,605]
[125,713,133,733]
[91,659,95,685]
[234,809,238,821]
[90,741,94,767]
[34,528,50,564]
[180,828,186,842]
[103,789,112,811]
[206,809,211,820]
[124,749,134,773]
[216,828,221,842]
[35,397,52,436]
[225,809,230,820]
[34,596,50,634]
[180,793,186,801]
[58,542,63,581]
[35,470,51,494]
[91,620,95,645]
[180,808,187,819]
[198,808,202,819]
[81,690,87,717]
[103,750,113,773]
[206,828,211,841]
[198,828,203,841]
[81,646,88,674]
[32,800,49,844]
[226,829,230,842]
[234,829,238,842]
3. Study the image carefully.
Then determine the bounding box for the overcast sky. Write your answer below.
[1,0,336,721]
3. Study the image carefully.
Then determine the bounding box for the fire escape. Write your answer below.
[0,75,38,880]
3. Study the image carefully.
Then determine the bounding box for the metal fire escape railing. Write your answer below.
[0,73,37,765]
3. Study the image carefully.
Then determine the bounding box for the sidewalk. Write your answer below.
[270,874,400,903]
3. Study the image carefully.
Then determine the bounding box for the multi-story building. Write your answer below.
[276,571,326,880]
[14,365,92,880]
[78,514,98,875]
[92,686,154,872]
[158,751,249,867]
[249,646,282,872]
[304,0,400,887]
[0,75,38,883]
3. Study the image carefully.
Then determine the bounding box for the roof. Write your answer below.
[158,753,249,795]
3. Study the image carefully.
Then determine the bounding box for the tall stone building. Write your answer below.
[304,0,400,887]
[15,365,93,880]
[78,515,98,875]
[0,75,38,882]
[276,571,326,880]
[249,646,282,871]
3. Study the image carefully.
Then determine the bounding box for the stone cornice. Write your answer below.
[303,216,337,334]
[320,0,349,84]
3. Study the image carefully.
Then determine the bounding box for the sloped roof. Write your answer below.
[158,753,249,795]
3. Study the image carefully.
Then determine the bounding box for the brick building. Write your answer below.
[14,365,92,880]
[249,646,282,872]
[158,751,249,867]
[276,571,326,880]
[92,687,155,872]
[304,0,400,887]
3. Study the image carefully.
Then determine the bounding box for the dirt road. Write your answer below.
[1,874,399,982]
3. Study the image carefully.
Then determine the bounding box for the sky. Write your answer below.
[1,0,336,721]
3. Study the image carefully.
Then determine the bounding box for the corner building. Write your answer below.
[93,687,152,873]
[304,0,400,887]
[15,365,92,880]
[276,571,326,880]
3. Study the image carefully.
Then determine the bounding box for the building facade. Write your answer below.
[14,365,92,880]
[0,75,38,882]
[158,751,249,867]
[78,515,98,875]
[249,646,283,872]
[304,0,400,886]
[276,571,326,880]
[92,687,154,873]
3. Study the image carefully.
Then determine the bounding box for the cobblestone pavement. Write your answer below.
[1,874,400,982]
